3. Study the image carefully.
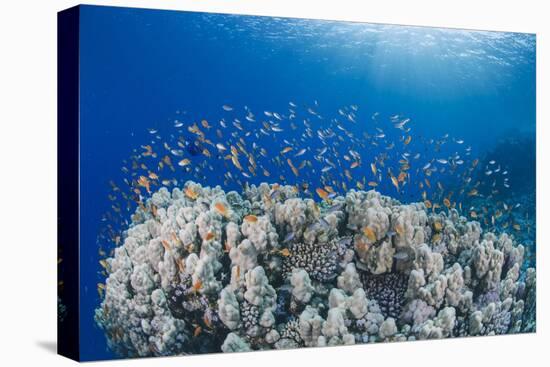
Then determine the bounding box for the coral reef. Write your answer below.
[95,181,536,357]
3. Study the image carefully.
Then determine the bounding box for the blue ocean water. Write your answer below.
[76,5,535,360]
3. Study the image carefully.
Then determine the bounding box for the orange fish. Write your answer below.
[397,171,407,182]
[244,215,258,223]
[99,259,109,270]
[279,248,291,257]
[324,186,334,193]
[184,187,199,200]
[281,147,293,154]
[287,158,299,177]
[161,239,171,251]
[188,123,200,134]
[203,313,213,329]
[231,155,243,170]
[141,145,153,157]
[390,175,399,191]
[163,155,173,167]
[192,280,203,292]
[214,203,229,218]
[316,188,329,200]
[193,325,202,337]
[395,223,405,236]
[370,162,377,176]
[344,169,353,181]
[178,158,191,167]
[205,232,215,241]
[362,226,377,242]
[137,176,151,193]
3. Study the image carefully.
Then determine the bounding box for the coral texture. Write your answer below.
[95,182,535,357]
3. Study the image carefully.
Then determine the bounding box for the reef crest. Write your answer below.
[95,181,535,357]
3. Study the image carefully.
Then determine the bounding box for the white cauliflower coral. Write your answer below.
[291,268,314,303]
[95,181,535,357]
[244,266,277,309]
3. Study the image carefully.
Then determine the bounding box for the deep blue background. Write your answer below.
[78,5,535,360]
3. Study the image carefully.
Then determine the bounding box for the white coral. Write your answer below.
[337,263,362,294]
[218,287,240,330]
[221,333,251,353]
[244,266,277,311]
[229,239,258,271]
[378,318,398,339]
[241,215,278,253]
[95,181,534,357]
[348,288,369,319]
[290,268,314,304]
[299,306,325,347]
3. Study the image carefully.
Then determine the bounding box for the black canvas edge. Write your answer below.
[57,5,81,362]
